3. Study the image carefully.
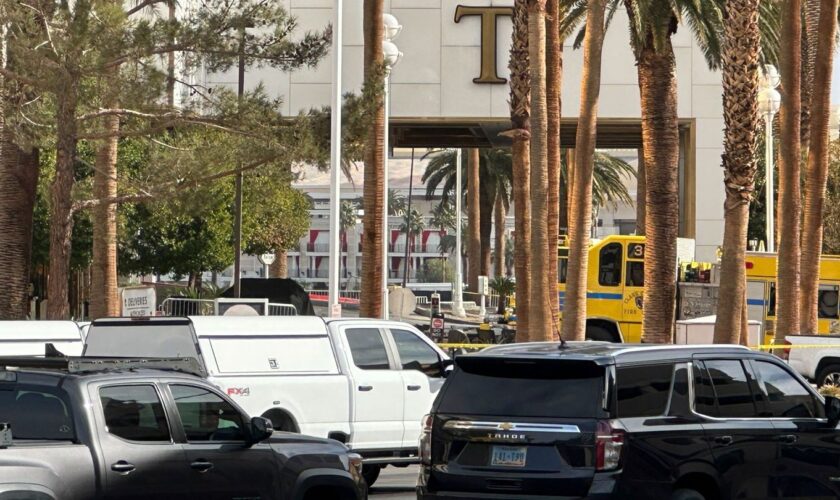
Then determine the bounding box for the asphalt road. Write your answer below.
[369,465,419,499]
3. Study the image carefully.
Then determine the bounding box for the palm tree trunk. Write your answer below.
[494,195,507,276]
[800,0,839,334]
[635,145,646,235]
[479,176,494,279]
[0,132,39,319]
[507,0,531,342]
[527,0,553,341]
[546,0,563,328]
[467,148,482,292]
[270,251,288,278]
[713,0,762,344]
[360,0,385,318]
[47,89,79,319]
[801,0,821,146]
[561,0,606,342]
[90,112,120,320]
[637,40,679,344]
[776,0,803,341]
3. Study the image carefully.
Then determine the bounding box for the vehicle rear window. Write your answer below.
[616,364,674,417]
[438,359,605,418]
[0,384,75,440]
[84,323,198,359]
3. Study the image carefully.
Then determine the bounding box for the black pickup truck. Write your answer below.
[0,356,366,500]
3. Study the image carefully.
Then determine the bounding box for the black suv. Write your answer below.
[417,342,840,499]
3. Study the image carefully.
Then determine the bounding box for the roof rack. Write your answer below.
[0,356,206,378]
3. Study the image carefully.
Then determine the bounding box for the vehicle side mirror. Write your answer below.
[826,397,840,427]
[248,416,273,445]
[439,358,453,378]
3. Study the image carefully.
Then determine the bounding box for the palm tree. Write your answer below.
[340,200,360,282]
[90,93,120,319]
[712,0,762,344]
[423,148,513,286]
[430,201,457,280]
[619,0,723,343]
[775,0,803,341]
[546,0,564,324]
[360,0,385,318]
[505,0,531,342]
[399,208,425,284]
[388,189,407,216]
[467,148,481,291]
[0,132,39,319]
[562,0,608,342]
[527,0,553,342]
[799,0,839,334]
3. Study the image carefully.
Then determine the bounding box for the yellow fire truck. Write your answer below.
[557,235,840,344]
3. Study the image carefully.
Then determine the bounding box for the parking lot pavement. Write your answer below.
[369,465,419,499]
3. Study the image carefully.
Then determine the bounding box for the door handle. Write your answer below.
[713,435,733,446]
[778,434,798,444]
[407,385,422,391]
[358,385,373,392]
[190,460,214,472]
[111,461,136,474]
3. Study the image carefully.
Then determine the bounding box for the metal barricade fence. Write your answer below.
[158,298,215,316]
[268,303,298,316]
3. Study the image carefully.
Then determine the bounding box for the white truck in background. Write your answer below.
[785,335,840,386]
[82,315,451,486]
[0,321,84,356]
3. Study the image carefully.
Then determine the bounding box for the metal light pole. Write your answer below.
[381,14,402,320]
[452,148,466,317]
[233,24,247,298]
[758,64,781,253]
[328,0,344,318]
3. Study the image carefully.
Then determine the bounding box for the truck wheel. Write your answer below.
[671,489,705,500]
[818,364,840,387]
[362,465,381,487]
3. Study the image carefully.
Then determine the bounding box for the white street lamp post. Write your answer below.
[758,64,781,253]
[328,0,343,317]
[381,14,402,320]
[452,148,466,317]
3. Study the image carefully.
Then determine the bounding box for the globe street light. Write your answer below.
[381,15,402,320]
[759,64,781,253]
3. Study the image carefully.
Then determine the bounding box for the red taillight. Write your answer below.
[595,421,624,471]
[745,261,754,269]
[420,414,433,465]
[779,340,792,361]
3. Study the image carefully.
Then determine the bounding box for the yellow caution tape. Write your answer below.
[437,343,496,349]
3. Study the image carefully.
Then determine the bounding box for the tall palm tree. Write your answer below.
[505,0,531,342]
[562,0,608,342]
[340,200,360,282]
[360,0,385,318]
[527,0,553,341]
[431,201,456,281]
[620,0,723,343]
[546,0,564,323]
[90,75,120,319]
[467,148,481,291]
[0,133,39,319]
[712,0,762,344]
[800,0,839,334]
[494,195,507,277]
[399,208,425,283]
[775,0,803,341]
[388,189,407,216]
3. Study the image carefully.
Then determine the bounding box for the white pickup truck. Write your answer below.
[83,315,451,486]
[785,334,840,386]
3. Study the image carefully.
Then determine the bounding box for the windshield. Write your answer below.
[438,359,606,418]
[84,324,198,359]
[0,384,75,440]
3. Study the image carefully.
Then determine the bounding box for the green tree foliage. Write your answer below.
[417,259,454,284]
[243,176,311,255]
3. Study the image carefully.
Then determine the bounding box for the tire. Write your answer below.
[586,325,616,342]
[817,364,840,387]
[362,464,381,487]
[671,489,705,500]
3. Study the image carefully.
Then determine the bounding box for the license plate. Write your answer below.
[490,445,527,467]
